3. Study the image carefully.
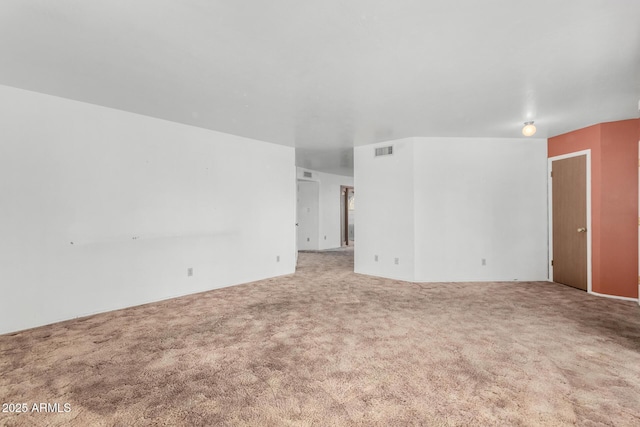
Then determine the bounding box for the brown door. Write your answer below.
[552,155,588,290]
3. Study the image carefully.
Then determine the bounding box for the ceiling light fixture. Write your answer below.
[522,121,536,136]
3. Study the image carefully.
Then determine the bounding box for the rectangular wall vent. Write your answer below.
[375,146,393,157]
[303,171,312,178]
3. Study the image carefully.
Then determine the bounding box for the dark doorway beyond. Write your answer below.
[340,185,354,247]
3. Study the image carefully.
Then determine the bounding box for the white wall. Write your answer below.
[354,137,548,282]
[0,85,296,334]
[296,180,319,250]
[413,138,548,282]
[296,168,354,250]
[354,139,415,281]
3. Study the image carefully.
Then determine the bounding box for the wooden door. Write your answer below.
[552,155,588,290]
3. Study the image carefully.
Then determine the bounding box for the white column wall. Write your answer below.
[354,138,415,281]
[354,137,548,283]
[413,138,549,282]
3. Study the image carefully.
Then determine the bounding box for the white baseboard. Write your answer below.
[589,290,639,303]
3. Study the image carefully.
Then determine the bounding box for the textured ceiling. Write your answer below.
[1,0,639,176]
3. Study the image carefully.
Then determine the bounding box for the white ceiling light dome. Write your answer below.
[522,121,536,137]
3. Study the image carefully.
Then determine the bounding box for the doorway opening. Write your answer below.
[340,186,354,247]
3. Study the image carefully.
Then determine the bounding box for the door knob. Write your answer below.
[577,227,587,233]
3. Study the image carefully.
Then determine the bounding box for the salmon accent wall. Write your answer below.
[548,119,639,299]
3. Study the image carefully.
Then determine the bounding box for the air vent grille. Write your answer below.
[375,146,393,157]
[303,171,312,178]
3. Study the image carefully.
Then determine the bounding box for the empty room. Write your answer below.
[1,1,640,426]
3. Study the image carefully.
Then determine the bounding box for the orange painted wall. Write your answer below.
[599,120,639,298]
[548,119,639,299]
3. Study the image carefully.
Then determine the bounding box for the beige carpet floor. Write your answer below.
[1,250,640,426]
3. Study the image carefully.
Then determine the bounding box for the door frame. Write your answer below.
[548,149,592,293]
